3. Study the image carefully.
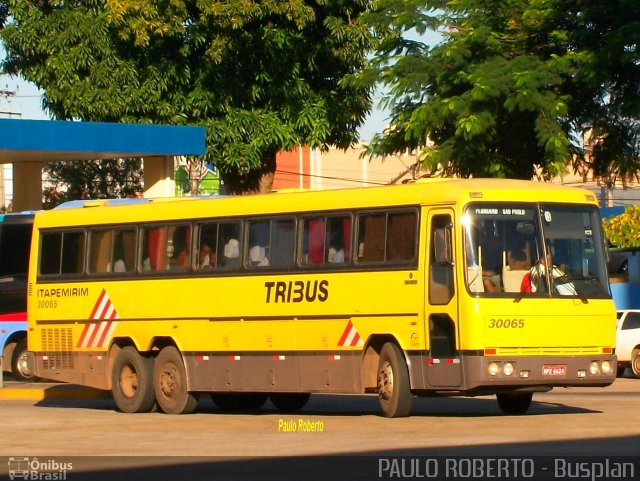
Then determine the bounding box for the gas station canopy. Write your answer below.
[0,118,206,210]
[0,118,205,163]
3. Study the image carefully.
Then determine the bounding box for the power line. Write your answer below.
[275,169,391,186]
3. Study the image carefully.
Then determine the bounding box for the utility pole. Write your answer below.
[0,85,21,211]
[0,85,20,118]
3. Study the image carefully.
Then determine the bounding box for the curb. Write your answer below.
[0,383,108,401]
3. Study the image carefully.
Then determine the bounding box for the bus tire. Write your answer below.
[632,349,640,378]
[153,346,198,414]
[496,392,533,415]
[377,342,412,418]
[112,346,156,413]
[11,338,38,382]
[270,393,311,412]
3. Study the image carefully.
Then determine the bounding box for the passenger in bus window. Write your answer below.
[508,249,530,270]
[222,238,240,267]
[249,245,269,267]
[174,247,189,270]
[110,235,127,272]
[199,243,212,269]
[328,243,345,263]
[107,258,126,273]
[483,275,500,292]
[530,251,576,295]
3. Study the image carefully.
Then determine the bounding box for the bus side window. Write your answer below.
[326,216,350,264]
[167,225,190,271]
[140,226,166,272]
[62,231,85,274]
[358,214,385,262]
[197,223,218,270]
[270,219,295,267]
[40,233,62,275]
[116,229,137,272]
[218,221,241,269]
[89,230,113,273]
[387,212,417,261]
[40,231,85,276]
[302,218,325,265]
[248,220,270,267]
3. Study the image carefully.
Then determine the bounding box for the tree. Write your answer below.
[1,0,373,194]
[602,206,640,248]
[42,158,143,209]
[568,1,640,205]
[354,0,640,184]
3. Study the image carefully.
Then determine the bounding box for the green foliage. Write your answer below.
[42,158,143,209]
[352,0,640,182]
[1,0,373,193]
[602,206,640,249]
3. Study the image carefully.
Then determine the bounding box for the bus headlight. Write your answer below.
[601,361,612,375]
[503,362,514,376]
[589,361,600,375]
[488,362,501,376]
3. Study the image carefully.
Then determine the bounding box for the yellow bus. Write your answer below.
[27,178,616,417]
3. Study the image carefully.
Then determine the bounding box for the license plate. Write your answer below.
[543,364,566,376]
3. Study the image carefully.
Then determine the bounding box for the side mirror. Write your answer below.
[434,226,453,265]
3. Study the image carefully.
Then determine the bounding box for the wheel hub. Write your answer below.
[159,365,178,397]
[378,360,394,400]
[120,364,138,398]
[17,354,33,378]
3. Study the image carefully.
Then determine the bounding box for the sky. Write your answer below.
[0,30,442,142]
[1,75,389,141]
[0,75,47,121]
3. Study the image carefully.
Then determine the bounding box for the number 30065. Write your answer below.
[487,318,524,328]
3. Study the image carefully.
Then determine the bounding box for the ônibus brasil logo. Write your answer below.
[8,457,73,480]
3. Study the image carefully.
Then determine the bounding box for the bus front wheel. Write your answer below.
[111,346,156,413]
[153,346,198,414]
[496,392,533,415]
[376,342,412,418]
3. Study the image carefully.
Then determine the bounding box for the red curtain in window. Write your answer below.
[342,218,351,259]
[148,229,165,270]
[308,219,325,264]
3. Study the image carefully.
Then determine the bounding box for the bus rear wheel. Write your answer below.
[111,346,156,413]
[376,342,412,418]
[153,346,198,414]
[11,338,37,382]
[496,392,533,415]
[270,393,311,412]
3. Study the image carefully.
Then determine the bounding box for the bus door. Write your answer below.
[425,210,462,387]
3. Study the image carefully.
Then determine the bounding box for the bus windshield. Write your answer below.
[463,203,609,298]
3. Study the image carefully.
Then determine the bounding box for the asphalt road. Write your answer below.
[0,374,638,481]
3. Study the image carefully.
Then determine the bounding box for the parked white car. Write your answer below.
[616,310,640,377]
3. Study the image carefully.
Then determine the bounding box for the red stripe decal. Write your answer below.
[95,321,111,348]
[77,323,91,348]
[85,322,101,347]
[337,320,353,346]
[89,289,107,319]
